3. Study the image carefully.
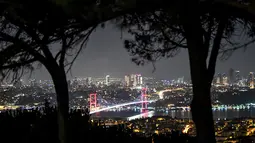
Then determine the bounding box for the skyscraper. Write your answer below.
[124,75,130,87]
[235,71,241,84]
[248,72,254,89]
[124,74,143,87]
[88,77,92,85]
[216,73,222,84]
[131,74,143,87]
[105,75,110,86]
[222,74,228,85]
[136,74,143,85]
[177,77,184,84]
[130,74,136,86]
[228,68,234,84]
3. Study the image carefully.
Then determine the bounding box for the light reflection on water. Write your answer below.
[156,107,255,119]
[92,107,255,120]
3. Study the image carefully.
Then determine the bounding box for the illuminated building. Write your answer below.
[238,78,246,87]
[88,77,92,85]
[248,72,254,89]
[136,74,143,86]
[216,73,222,84]
[177,77,184,84]
[235,71,241,84]
[125,74,143,87]
[105,75,110,86]
[140,76,143,85]
[131,74,137,86]
[124,75,131,87]
[222,74,228,85]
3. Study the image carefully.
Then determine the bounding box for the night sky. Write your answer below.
[29,25,255,80]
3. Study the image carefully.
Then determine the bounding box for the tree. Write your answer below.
[0,1,100,143]
[0,0,172,143]
[119,1,255,143]
[0,0,254,143]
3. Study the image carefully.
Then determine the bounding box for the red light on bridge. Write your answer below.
[141,88,148,112]
[89,93,97,111]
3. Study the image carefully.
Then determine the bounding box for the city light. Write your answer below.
[89,100,156,114]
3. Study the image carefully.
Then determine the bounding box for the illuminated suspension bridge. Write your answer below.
[89,87,153,114]
[89,100,155,114]
[0,88,177,111]
[89,87,255,115]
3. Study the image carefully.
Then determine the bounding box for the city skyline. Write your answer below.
[21,70,255,81]
[25,25,255,80]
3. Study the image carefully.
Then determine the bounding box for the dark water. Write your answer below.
[158,108,255,119]
[93,107,255,120]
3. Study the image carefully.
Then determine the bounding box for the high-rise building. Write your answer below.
[228,68,234,84]
[124,74,143,87]
[248,72,254,89]
[105,75,110,86]
[72,77,79,88]
[222,74,228,85]
[131,74,137,86]
[177,77,184,84]
[140,76,143,85]
[131,74,143,87]
[88,77,92,85]
[239,78,246,87]
[136,74,143,85]
[235,71,241,83]
[216,73,222,84]
[124,75,130,87]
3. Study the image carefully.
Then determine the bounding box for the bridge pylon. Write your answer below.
[89,93,97,111]
[141,87,148,113]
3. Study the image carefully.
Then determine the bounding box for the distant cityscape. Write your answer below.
[1,68,254,89]
[0,68,254,109]
[1,69,255,141]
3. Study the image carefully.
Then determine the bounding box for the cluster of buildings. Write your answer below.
[124,74,143,87]
[214,68,255,89]
[68,74,144,89]
[93,116,255,143]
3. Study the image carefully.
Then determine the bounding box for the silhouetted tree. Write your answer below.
[0,0,171,143]
[0,0,254,143]
[0,1,99,143]
[117,1,255,143]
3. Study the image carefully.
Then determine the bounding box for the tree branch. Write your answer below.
[40,35,55,62]
[152,12,185,35]
[0,31,46,63]
[221,38,255,53]
[65,26,96,74]
[207,18,227,83]
[59,36,67,68]
[0,58,36,70]
[160,27,188,48]
[203,15,214,60]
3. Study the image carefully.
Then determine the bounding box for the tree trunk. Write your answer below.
[46,63,69,143]
[180,1,216,142]
[188,44,216,143]
[190,79,215,143]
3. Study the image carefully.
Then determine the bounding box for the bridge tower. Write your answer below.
[141,87,148,113]
[89,93,97,111]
